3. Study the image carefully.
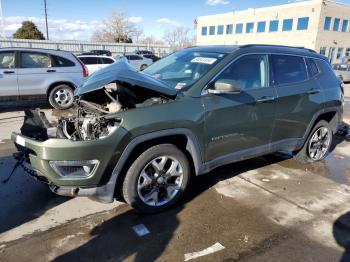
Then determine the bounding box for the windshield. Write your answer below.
[142,50,226,89]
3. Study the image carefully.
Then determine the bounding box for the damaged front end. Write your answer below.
[11,59,178,202]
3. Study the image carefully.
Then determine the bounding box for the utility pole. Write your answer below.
[0,0,4,38]
[44,0,49,40]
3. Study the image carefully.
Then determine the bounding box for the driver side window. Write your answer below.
[216,54,269,90]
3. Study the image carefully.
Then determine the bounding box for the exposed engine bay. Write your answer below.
[22,81,172,142]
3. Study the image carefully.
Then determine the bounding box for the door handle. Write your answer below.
[3,70,15,74]
[257,96,275,103]
[47,69,56,72]
[307,88,320,95]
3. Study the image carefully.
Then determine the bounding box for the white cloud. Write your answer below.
[206,0,230,6]
[2,16,104,40]
[129,16,143,24]
[156,18,180,27]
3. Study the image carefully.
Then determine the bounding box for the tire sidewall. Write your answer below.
[123,144,190,213]
[48,85,74,109]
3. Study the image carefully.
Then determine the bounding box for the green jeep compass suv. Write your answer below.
[12,45,344,213]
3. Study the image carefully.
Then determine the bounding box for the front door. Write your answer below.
[0,51,18,99]
[202,54,276,161]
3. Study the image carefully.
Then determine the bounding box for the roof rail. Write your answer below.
[240,44,316,53]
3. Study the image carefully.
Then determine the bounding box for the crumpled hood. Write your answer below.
[74,59,178,97]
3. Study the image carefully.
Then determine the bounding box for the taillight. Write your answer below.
[73,55,88,77]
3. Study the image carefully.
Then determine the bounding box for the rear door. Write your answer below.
[270,54,323,146]
[17,51,52,96]
[202,54,277,161]
[0,51,19,98]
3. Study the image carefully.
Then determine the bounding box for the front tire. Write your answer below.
[48,84,74,109]
[294,120,333,163]
[122,144,190,213]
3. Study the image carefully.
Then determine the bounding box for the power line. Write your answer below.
[44,0,49,39]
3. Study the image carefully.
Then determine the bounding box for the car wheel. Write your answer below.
[294,120,333,163]
[48,84,74,109]
[140,64,147,71]
[122,144,190,213]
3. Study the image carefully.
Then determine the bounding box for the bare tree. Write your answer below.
[139,36,165,45]
[163,26,194,50]
[91,9,142,43]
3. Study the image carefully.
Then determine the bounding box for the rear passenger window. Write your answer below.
[271,55,307,85]
[100,58,114,64]
[21,52,51,68]
[307,58,319,77]
[52,55,75,67]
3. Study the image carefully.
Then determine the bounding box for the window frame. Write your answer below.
[297,17,309,30]
[269,20,279,32]
[270,54,309,87]
[226,24,233,34]
[342,20,349,32]
[235,23,243,34]
[257,21,266,33]
[217,25,224,35]
[209,26,216,35]
[19,51,53,69]
[201,26,208,36]
[246,22,254,33]
[282,19,293,31]
[324,16,332,31]
[333,18,340,31]
[336,47,344,59]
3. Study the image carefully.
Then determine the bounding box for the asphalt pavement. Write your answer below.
[0,85,349,261]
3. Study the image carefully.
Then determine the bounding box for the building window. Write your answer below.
[201,27,207,36]
[209,26,215,35]
[217,25,224,35]
[282,19,293,31]
[297,17,309,30]
[342,20,349,32]
[337,48,344,59]
[324,17,332,30]
[333,18,340,31]
[236,23,243,34]
[320,47,327,55]
[226,24,233,34]
[246,22,254,33]
[257,21,266,32]
[269,20,279,32]
[346,48,350,57]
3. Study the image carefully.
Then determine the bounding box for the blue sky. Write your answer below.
[2,0,350,40]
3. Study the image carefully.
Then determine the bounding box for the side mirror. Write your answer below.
[208,79,241,95]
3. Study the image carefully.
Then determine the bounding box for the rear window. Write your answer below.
[52,55,75,67]
[21,52,51,68]
[100,57,114,64]
[271,55,308,85]
[79,57,99,65]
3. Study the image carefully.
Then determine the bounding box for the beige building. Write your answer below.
[196,0,350,63]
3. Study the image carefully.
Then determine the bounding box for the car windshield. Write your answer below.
[142,50,226,89]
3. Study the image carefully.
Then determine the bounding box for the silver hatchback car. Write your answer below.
[0,48,88,109]
[333,63,350,83]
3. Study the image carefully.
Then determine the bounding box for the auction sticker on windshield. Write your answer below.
[191,57,217,65]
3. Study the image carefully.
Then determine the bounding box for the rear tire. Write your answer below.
[122,144,190,213]
[294,120,333,163]
[48,84,74,109]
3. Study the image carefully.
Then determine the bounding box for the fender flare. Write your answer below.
[90,128,203,203]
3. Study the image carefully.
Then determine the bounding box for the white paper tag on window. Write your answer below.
[16,136,25,147]
[191,57,217,65]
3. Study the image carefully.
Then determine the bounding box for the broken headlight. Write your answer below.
[49,160,99,178]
